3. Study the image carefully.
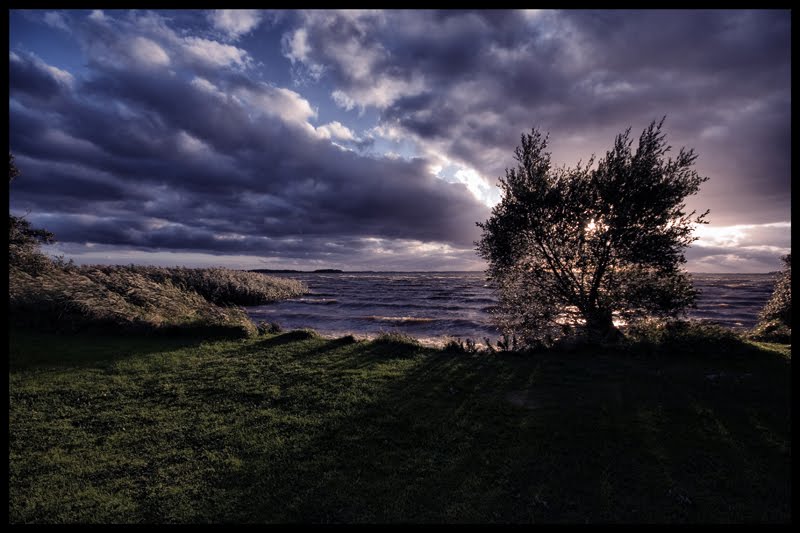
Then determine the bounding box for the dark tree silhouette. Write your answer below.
[477,119,709,347]
[9,153,55,273]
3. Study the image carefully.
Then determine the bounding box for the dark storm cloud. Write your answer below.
[287,9,790,227]
[567,10,790,75]
[9,52,65,100]
[9,9,790,271]
[9,22,489,264]
[32,210,469,266]
[44,237,487,272]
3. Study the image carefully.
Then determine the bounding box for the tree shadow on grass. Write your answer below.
[11,330,789,523]
[202,338,791,523]
[8,326,214,371]
[253,331,435,369]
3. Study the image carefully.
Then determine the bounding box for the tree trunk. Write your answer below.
[584,308,621,343]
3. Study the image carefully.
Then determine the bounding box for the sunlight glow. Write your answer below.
[427,156,498,207]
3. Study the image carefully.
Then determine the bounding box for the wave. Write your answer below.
[246,272,773,337]
[364,315,436,324]
[338,301,472,312]
[294,298,338,305]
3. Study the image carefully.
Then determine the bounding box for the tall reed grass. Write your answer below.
[9,261,307,337]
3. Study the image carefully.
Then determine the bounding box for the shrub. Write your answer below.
[750,254,791,343]
[624,318,745,355]
[275,329,319,341]
[443,337,481,354]
[257,321,283,335]
[749,319,791,344]
[373,332,422,348]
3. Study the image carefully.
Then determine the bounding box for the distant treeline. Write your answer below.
[250,268,344,273]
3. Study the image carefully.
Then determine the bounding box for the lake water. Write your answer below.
[245,272,777,345]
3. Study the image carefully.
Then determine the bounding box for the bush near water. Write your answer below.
[749,254,791,343]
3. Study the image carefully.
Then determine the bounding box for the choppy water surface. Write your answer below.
[246,272,776,344]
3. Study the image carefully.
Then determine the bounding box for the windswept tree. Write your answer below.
[477,119,709,347]
[9,153,55,273]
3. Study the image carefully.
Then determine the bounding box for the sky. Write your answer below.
[8,9,791,272]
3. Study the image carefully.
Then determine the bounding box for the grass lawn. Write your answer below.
[8,327,791,523]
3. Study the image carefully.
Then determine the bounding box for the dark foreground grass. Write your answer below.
[9,327,791,523]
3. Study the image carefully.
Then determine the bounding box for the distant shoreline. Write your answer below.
[250,268,345,274]
[249,269,778,275]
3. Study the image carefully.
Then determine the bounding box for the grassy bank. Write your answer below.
[9,263,306,337]
[9,327,790,523]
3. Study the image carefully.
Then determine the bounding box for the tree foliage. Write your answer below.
[9,153,55,273]
[477,119,709,347]
[760,253,791,325]
[751,253,791,342]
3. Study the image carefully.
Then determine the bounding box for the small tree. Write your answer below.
[761,253,791,324]
[9,153,55,273]
[751,253,791,342]
[477,119,709,347]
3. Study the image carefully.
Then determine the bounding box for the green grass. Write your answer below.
[9,327,791,523]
